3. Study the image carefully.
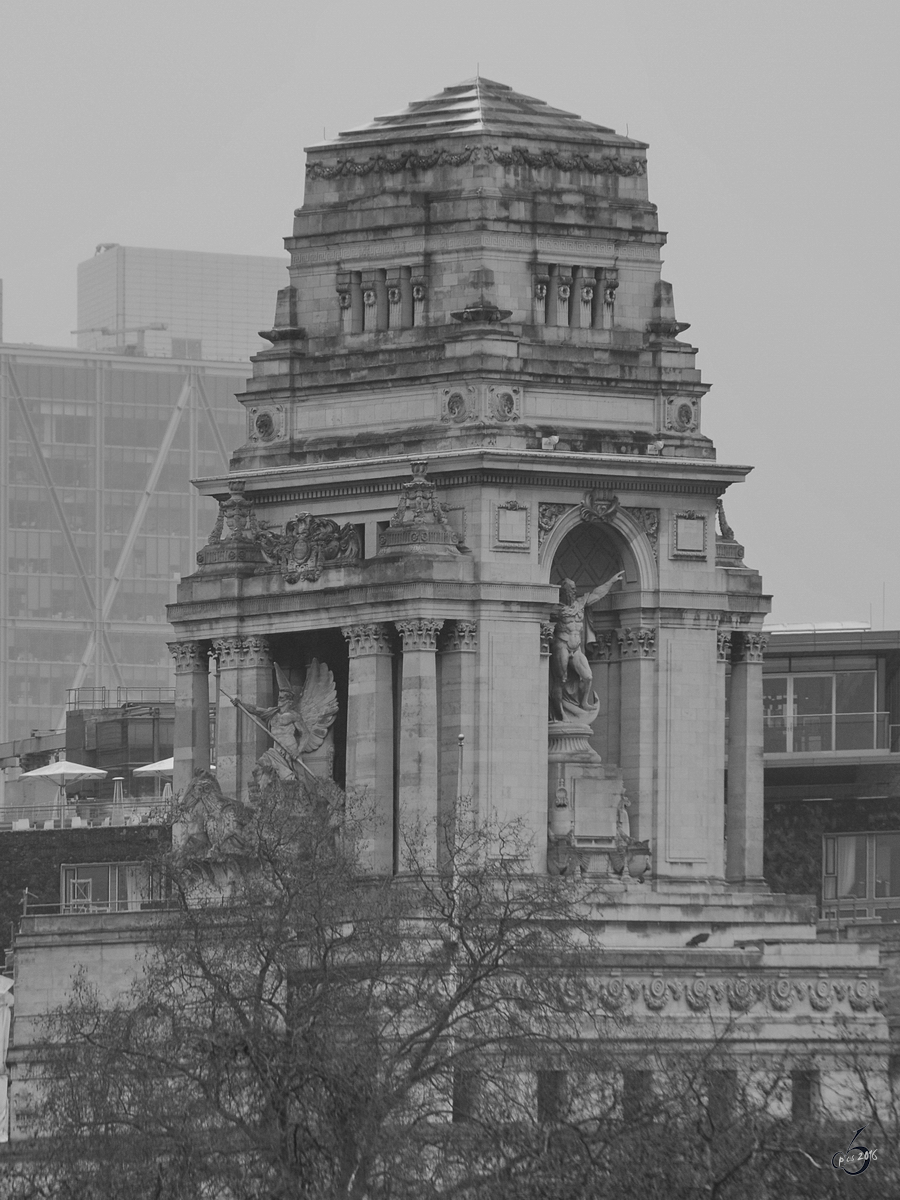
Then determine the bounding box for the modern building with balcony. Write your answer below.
[761,625,900,923]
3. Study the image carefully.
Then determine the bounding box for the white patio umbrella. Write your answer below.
[19,759,108,821]
[132,757,174,803]
[132,757,174,776]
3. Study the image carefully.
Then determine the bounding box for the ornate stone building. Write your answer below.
[7,82,885,1137]
[162,79,889,1072]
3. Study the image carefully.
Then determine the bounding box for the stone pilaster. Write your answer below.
[726,632,767,884]
[168,640,210,799]
[396,618,443,868]
[342,622,395,874]
[439,621,478,862]
[212,635,273,799]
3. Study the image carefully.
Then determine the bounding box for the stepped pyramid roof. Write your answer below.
[319,77,645,150]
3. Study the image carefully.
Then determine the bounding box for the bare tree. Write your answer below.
[6,777,898,1199]
[11,778,608,1199]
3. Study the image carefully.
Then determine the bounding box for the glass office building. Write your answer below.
[0,343,250,740]
[77,245,287,362]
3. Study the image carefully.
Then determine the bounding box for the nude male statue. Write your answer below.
[549,571,624,722]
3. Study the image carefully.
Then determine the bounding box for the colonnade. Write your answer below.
[168,618,480,873]
[168,618,767,884]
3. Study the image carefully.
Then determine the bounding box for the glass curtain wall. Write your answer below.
[0,348,248,740]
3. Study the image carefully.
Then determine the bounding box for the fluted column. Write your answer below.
[396,618,443,869]
[212,635,272,799]
[342,622,394,874]
[168,640,210,798]
[727,632,767,883]
[439,621,478,864]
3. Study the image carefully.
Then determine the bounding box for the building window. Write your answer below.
[763,671,886,753]
[61,862,160,913]
[790,1069,818,1121]
[536,1069,567,1123]
[823,832,900,920]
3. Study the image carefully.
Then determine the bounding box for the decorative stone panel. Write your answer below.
[671,511,707,559]
[492,500,530,552]
[247,404,286,444]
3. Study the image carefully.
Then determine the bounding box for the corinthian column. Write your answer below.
[212,635,272,799]
[168,640,210,798]
[396,618,443,869]
[727,632,767,883]
[439,621,478,863]
[342,622,394,874]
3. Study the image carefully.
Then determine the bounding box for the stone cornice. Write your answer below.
[289,229,661,268]
[192,448,752,503]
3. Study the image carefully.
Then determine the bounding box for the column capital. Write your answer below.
[168,640,207,674]
[733,632,767,665]
[342,622,393,657]
[396,618,443,652]
[617,626,657,660]
[443,621,478,652]
[717,629,732,663]
[539,621,555,656]
[212,635,271,669]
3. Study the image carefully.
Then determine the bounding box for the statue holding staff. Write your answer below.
[230,661,338,782]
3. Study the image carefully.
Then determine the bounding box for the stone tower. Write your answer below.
[137,76,893,1065]
[168,77,768,885]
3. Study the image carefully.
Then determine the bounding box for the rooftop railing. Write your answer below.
[66,686,175,711]
[0,796,170,832]
[763,712,894,754]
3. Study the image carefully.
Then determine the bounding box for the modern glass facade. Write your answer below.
[0,344,250,740]
[76,245,287,362]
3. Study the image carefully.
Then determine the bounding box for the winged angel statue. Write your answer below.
[233,661,339,781]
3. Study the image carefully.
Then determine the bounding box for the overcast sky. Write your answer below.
[1,0,897,628]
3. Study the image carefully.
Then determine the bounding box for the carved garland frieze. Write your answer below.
[592,973,881,1016]
[396,619,444,652]
[342,623,393,658]
[306,145,646,179]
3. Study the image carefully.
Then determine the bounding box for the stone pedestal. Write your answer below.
[547,721,624,874]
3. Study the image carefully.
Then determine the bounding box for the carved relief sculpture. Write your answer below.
[258,514,362,584]
[580,490,620,526]
[537,502,571,548]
